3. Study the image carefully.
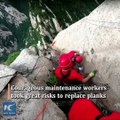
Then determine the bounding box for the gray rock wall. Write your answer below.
[0,2,28,59]
[0,74,67,120]
[0,47,67,120]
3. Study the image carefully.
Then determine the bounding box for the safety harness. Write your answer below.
[93,101,112,120]
[60,69,71,84]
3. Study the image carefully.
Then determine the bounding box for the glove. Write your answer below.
[89,70,97,77]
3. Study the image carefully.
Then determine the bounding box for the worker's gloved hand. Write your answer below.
[89,70,97,78]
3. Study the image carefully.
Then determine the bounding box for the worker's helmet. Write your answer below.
[75,55,83,63]
[59,54,72,69]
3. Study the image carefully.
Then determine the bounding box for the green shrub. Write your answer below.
[47,72,60,86]
[46,72,73,115]
[5,51,20,65]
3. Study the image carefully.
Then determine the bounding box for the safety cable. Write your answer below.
[86,18,120,24]
[26,56,40,77]
[85,18,120,30]
[34,99,49,120]
[0,74,14,79]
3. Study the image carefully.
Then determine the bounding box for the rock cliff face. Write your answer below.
[29,0,103,44]
[0,2,28,60]
[52,0,120,111]
[0,74,67,120]
[0,47,67,120]
[0,0,104,60]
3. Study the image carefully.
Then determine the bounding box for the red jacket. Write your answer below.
[54,67,84,84]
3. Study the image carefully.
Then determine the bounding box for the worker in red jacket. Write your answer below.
[54,53,95,84]
[66,50,84,72]
[67,50,83,64]
[69,98,120,120]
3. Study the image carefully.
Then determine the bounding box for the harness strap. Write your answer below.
[93,101,112,120]
[72,55,76,62]
[60,69,71,79]
[95,115,104,120]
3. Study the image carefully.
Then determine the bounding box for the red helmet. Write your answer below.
[59,54,73,69]
[75,55,83,63]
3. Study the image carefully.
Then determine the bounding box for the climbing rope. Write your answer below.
[85,18,120,30]
[86,18,120,24]
[0,74,16,79]
[26,56,40,77]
